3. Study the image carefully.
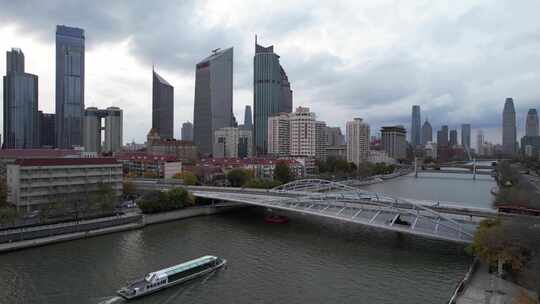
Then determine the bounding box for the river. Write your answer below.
[0,172,491,304]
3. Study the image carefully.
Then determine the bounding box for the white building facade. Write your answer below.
[346,118,370,166]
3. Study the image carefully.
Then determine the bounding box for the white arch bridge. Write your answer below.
[184,179,478,244]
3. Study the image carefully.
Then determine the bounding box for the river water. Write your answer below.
[0,172,491,304]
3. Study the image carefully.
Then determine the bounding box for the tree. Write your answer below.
[226,168,251,187]
[173,171,198,185]
[244,178,282,189]
[143,171,158,178]
[0,207,18,226]
[0,176,7,208]
[274,161,292,183]
[123,180,136,198]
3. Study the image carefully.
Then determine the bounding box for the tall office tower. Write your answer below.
[268,113,290,156]
[476,130,484,155]
[381,126,407,160]
[253,38,293,155]
[525,108,539,137]
[193,47,234,156]
[346,118,370,166]
[243,105,253,129]
[104,106,123,153]
[421,119,432,145]
[410,105,421,147]
[461,124,471,149]
[39,112,55,147]
[289,107,316,157]
[152,69,174,139]
[3,48,39,148]
[56,25,85,148]
[315,121,328,160]
[502,98,517,155]
[437,125,449,146]
[238,129,253,158]
[181,121,193,141]
[449,130,458,146]
[325,126,345,146]
[83,107,101,153]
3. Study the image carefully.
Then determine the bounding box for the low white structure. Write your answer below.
[164,161,182,179]
[368,150,396,164]
[6,158,122,210]
[213,127,253,158]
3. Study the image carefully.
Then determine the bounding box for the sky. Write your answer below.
[1,0,539,147]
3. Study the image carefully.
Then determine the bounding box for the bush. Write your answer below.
[138,188,193,214]
[227,169,252,187]
[274,161,292,183]
[243,178,282,189]
[173,171,198,185]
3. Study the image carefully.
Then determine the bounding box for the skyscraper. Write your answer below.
[152,69,174,139]
[268,113,290,157]
[410,105,421,147]
[461,124,471,149]
[243,105,253,129]
[437,125,449,146]
[104,106,123,153]
[381,126,407,160]
[39,111,55,147]
[502,98,517,155]
[525,109,539,137]
[421,119,432,145]
[289,107,316,157]
[181,121,193,141]
[193,47,234,156]
[3,48,39,148]
[476,130,484,155]
[449,129,458,146]
[325,126,345,146]
[253,38,293,155]
[56,25,85,148]
[83,106,123,153]
[347,118,370,166]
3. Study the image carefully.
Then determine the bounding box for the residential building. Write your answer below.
[425,142,437,159]
[381,125,407,160]
[421,119,432,146]
[116,151,179,177]
[315,121,328,160]
[526,109,539,137]
[325,126,345,146]
[289,107,316,157]
[325,145,347,161]
[437,125,449,146]
[104,107,123,153]
[39,112,55,147]
[410,105,421,147]
[476,130,484,155]
[368,150,396,164]
[56,25,85,148]
[195,157,305,181]
[193,47,234,156]
[521,136,540,158]
[6,158,122,209]
[268,113,290,157]
[449,129,458,146]
[146,128,198,163]
[181,121,193,141]
[213,127,253,158]
[461,124,471,150]
[502,97,517,155]
[152,69,174,139]
[346,118,370,166]
[253,38,293,155]
[3,48,39,149]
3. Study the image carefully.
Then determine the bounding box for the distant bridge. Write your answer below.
[418,169,492,176]
[134,179,484,244]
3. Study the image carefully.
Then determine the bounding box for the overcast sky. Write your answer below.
[1,0,539,147]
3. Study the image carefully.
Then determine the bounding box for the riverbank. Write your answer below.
[0,203,246,253]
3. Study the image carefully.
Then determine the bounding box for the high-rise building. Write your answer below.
[410,105,421,147]
[461,124,471,149]
[193,47,234,156]
[437,125,449,146]
[253,38,293,155]
[243,105,253,129]
[181,121,193,141]
[238,129,253,158]
[476,130,484,155]
[449,129,458,146]
[56,25,85,148]
[381,126,407,160]
[346,118,370,166]
[104,106,123,153]
[502,98,517,155]
[3,48,39,149]
[421,119,432,146]
[83,106,123,153]
[39,112,55,147]
[268,113,290,157]
[325,126,345,146]
[289,107,316,157]
[525,108,539,137]
[152,69,174,139]
[315,121,328,160]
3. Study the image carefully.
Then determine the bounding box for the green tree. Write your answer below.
[0,176,7,208]
[244,178,282,189]
[334,159,350,173]
[226,169,251,187]
[173,171,198,185]
[123,180,136,198]
[0,207,18,226]
[274,161,292,183]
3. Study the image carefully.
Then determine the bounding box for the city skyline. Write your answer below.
[0,2,539,146]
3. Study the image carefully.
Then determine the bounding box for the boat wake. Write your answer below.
[96,296,124,304]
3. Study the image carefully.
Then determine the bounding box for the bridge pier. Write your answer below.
[414,157,418,178]
[472,159,477,181]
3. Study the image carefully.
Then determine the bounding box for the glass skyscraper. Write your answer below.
[410,105,421,147]
[502,97,517,155]
[461,124,471,149]
[3,48,39,148]
[152,69,174,139]
[193,47,234,156]
[244,105,253,129]
[253,38,293,155]
[55,25,85,148]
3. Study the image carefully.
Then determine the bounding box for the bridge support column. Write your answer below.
[414,157,418,178]
[472,159,477,181]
